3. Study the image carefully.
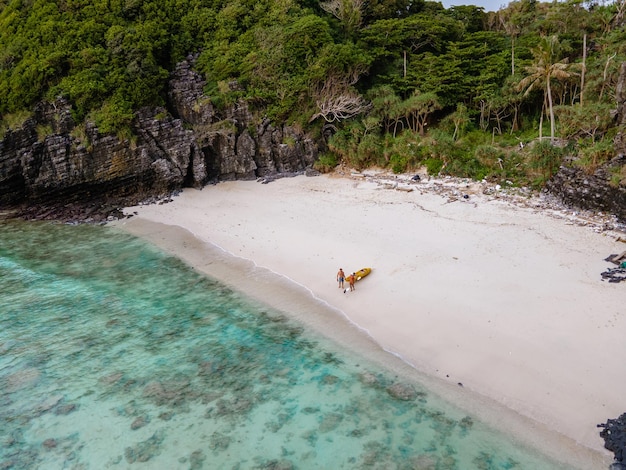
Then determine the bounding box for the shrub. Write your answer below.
[354,133,381,168]
[389,154,408,174]
[609,165,626,188]
[528,141,567,187]
[475,145,505,169]
[91,99,134,135]
[0,110,32,138]
[459,129,490,148]
[424,157,444,175]
[314,153,338,173]
[36,124,54,142]
[576,138,615,174]
[283,135,296,148]
[444,151,489,180]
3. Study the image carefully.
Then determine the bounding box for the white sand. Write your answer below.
[113,172,626,467]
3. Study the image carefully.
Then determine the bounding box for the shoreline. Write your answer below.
[112,171,625,468]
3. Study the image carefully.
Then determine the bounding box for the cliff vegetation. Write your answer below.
[1,0,625,220]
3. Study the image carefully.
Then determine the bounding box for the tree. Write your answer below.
[319,0,364,36]
[367,85,403,135]
[613,0,626,28]
[308,40,371,122]
[555,101,613,141]
[309,78,370,122]
[358,13,463,95]
[516,35,575,142]
[448,5,486,34]
[450,102,469,140]
[401,90,440,135]
[497,0,537,76]
[363,0,424,22]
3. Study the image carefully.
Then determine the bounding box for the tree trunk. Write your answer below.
[511,36,515,76]
[539,99,544,141]
[511,104,519,133]
[547,78,555,142]
[403,50,407,78]
[580,33,586,107]
[600,53,617,101]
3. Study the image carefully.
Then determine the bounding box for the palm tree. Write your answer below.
[498,0,537,77]
[517,35,575,143]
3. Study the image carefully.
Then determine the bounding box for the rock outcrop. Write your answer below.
[0,55,318,220]
[599,413,626,468]
[167,57,317,181]
[0,102,203,219]
[545,62,626,223]
[544,155,626,223]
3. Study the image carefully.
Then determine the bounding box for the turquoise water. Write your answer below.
[0,220,569,469]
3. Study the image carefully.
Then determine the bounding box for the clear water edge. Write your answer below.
[0,219,609,469]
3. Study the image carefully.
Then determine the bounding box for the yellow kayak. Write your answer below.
[351,268,372,281]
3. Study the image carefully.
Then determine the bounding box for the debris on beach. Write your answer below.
[606,252,626,265]
[601,267,626,283]
[602,253,626,282]
[342,168,626,237]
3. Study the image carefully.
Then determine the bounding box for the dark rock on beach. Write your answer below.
[601,253,626,282]
[598,413,626,463]
[545,62,626,224]
[545,155,626,224]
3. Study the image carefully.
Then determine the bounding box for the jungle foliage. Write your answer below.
[1,0,626,185]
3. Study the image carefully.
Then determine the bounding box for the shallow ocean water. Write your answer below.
[0,220,569,469]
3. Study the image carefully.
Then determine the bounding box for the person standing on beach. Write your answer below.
[337,268,345,289]
[348,273,356,291]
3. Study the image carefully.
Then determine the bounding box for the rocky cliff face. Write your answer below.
[0,102,204,219]
[167,57,318,181]
[545,62,626,223]
[0,56,318,219]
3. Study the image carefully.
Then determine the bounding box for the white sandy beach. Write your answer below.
[114,171,625,468]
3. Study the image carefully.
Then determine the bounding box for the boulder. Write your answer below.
[599,413,626,463]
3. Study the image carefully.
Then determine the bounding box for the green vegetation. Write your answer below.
[313,152,339,173]
[1,0,625,186]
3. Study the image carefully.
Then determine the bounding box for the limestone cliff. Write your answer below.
[0,56,318,219]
